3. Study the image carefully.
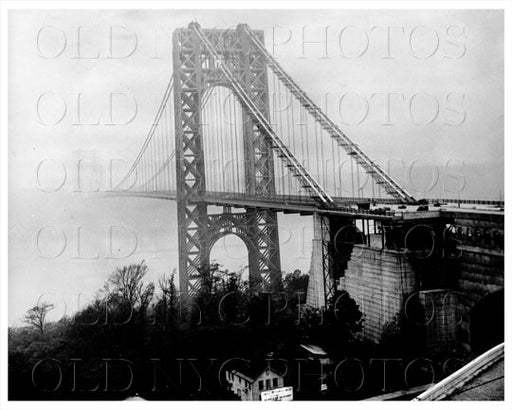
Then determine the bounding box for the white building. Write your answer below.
[226,365,285,401]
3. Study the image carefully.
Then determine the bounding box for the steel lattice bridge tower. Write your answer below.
[172,24,284,293]
[112,22,503,305]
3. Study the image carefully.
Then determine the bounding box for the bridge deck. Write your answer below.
[105,191,504,220]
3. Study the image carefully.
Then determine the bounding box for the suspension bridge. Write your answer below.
[110,23,503,349]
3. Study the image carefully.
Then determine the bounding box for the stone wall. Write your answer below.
[417,289,458,353]
[342,245,417,343]
[452,245,504,349]
[305,210,504,352]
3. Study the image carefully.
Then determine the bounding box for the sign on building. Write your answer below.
[260,386,293,401]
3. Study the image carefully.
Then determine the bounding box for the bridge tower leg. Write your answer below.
[173,26,281,297]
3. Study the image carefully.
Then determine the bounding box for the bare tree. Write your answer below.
[107,261,151,308]
[106,260,155,322]
[158,270,178,330]
[23,302,54,336]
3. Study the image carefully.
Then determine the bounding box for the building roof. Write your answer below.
[227,361,284,382]
[300,343,328,357]
[124,394,146,400]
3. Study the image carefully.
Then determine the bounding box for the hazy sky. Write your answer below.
[8,9,504,325]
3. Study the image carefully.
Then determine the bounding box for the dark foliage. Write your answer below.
[8,261,376,400]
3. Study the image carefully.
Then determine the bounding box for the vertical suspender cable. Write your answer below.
[319,126,325,191]
[277,75,286,196]
[160,103,167,191]
[278,74,284,196]
[290,91,300,198]
[230,92,236,192]
[232,94,241,193]
[215,88,221,192]
[305,105,310,198]
[351,156,355,198]
[214,89,220,192]
[284,83,292,197]
[299,99,306,198]
[156,112,161,191]
[314,117,320,189]
[201,91,206,191]
[149,127,153,191]
[218,89,226,193]
[171,99,175,191]
[165,103,171,191]
[152,124,157,191]
[331,135,336,198]
[273,72,281,195]
[161,102,166,191]
[228,92,235,192]
[356,163,361,198]
[226,89,231,192]
[213,90,219,193]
